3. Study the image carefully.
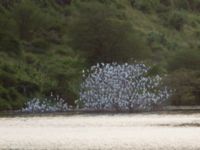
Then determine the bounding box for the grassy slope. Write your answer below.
[0,0,200,109]
[120,0,200,63]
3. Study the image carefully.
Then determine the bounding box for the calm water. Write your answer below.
[0,113,200,150]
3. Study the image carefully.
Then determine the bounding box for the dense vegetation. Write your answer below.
[0,0,199,110]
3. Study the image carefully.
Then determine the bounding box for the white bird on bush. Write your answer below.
[79,63,171,111]
[22,97,69,113]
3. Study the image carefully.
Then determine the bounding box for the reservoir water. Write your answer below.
[0,112,200,150]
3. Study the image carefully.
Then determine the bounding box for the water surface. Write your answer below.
[0,113,200,150]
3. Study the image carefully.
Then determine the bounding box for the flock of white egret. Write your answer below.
[22,63,171,112]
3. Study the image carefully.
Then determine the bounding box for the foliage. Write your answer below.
[166,70,200,105]
[0,73,25,110]
[130,0,160,13]
[0,32,21,55]
[22,97,69,113]
[0,0,200,110]
[188,0,200,12]
[69,1,149,64]
[42,54,85,105]
[158,10,187,31]
[166,11,187,31]
[12,0,64,41]
[166,49,200,105]
[168,49,200,71]
[0,0,19,9]
[132,0,200,12]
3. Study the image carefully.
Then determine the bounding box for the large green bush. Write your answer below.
[42,54,85,105]
[0,0,200,111]
[168,49,200,71]
[159,10,187,31]
[0,0,18,9]
[12,0,42,40]
[11,0,64,41]
[166,70,200,105]
[168,11,187,30]
[166,48,200,105]
[130,0,160,12]
[173,0,190,10]
[0,0,85,110]
[0,72,26,110]
[69,1,149,63]
[187,0,200,12]
[0,32,21,55]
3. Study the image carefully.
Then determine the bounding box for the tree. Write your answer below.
[168,49,200,71]
[0,0,19,9]
[166,48,200,105]
[69,1,148,64]
[166,70,200,105]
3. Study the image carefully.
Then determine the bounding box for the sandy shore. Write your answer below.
[0,113,200,149]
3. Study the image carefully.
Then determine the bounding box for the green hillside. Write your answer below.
[0,0,199,110]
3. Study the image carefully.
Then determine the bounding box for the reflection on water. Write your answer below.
[0,113,200,150]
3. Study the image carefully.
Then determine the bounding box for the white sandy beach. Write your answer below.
[0,113,200,150]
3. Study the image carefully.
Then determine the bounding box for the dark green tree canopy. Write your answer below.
[69,1,148,63]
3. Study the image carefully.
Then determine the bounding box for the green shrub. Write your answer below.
[187,0,200,12]
[130,0,160,12]
[147,32,168,46]
[166,70,200,105]
[147,31,178,51]
[147,64,167,76]
[75,0,116,5]
[11,0,41,40]
[39,54,85,105]
[174,0,190,10]
[194,29,200,38]
[0,8,18,34]
[168,49,200,71]
[160,0,190,10]
[156,2,171,14]
[169,11,186,30]
[11,0,63,41]
[0,72,17,88]
[69,1,149,63]
[1,63,16,74]
[159,0,171,7]
[16,80,40,97]
[7,88,25,109]
[0,85,25,110]
[167,48,200,106]
[163,11,187,31]
[0,0,19,9]
[0,64,42,110]
[28,39,50,54]
[0,32,21,55]
[24,53,38,65]
[0,99,11,111]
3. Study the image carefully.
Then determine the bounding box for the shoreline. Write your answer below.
[1,106,200,117]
